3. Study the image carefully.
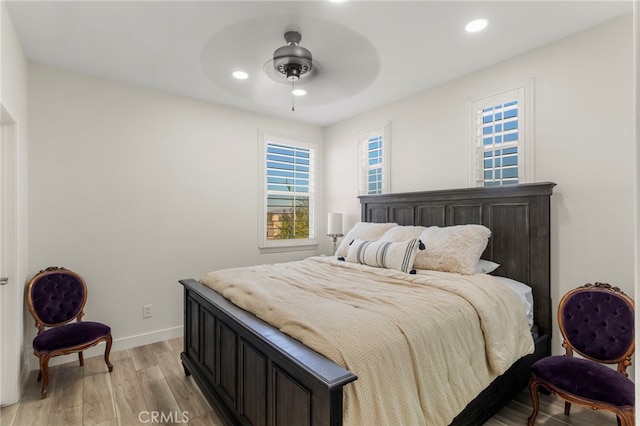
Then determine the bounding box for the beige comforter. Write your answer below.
[200,256,534,426]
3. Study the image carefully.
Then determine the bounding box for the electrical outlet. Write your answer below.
[143,304,152,319]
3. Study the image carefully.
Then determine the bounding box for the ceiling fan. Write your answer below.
[200,15,380,110]
[272,31,314,110]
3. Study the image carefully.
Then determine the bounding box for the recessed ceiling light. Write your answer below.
[465,18,489,33]
[292,89,307,96]
[232,71,249,80]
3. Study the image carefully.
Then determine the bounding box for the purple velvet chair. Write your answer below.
[26,266,113,399]
[528,282,635,426]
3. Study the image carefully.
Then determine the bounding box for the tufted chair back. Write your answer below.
[559,282,634,374]
[27,266,88,333]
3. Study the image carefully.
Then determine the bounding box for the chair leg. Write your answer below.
[104,333,113,372]
[38,355,52,399]
[527,379,541,426]
[78,351,84,366]
[564,401,571,416]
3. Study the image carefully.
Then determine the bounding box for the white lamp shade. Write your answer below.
[327,213,343,235]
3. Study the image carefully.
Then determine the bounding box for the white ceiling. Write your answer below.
[6,1,633,127]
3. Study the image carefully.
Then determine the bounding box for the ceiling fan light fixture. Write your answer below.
[284,64,302,81]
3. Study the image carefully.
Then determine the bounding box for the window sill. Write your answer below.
[259,244,318,254]
[258,238,318,254]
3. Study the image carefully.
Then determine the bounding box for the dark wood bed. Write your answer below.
[180,182,556,425]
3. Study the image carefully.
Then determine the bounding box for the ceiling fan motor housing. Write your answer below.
[273,31,313,81]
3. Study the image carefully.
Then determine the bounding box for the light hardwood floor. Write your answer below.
[0,338,619,425]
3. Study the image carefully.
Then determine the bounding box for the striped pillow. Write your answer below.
[346,238,420,273]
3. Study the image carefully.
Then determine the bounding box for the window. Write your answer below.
[359,122,390,195]
[470,81,533,187]
[258,132,316,250]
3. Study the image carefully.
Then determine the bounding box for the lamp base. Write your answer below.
[327,234,344,255]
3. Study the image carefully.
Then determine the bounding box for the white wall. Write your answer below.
[27,65,324,360]
[325,14,635,361]
[0,0,29,404]
[633,0,639,403]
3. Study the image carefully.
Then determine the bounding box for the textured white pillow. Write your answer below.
[475,259,500,274]
[379,225,426,242]
[414,225,491,275]
[335,222,397,258]
[346,238,420,273]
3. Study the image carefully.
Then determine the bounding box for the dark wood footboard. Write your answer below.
[180,278,357,426]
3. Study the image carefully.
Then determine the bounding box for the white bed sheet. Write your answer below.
[492,276,534,329]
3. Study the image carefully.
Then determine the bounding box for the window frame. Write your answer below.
[358,122,391,196]
[468,80,534,187]
[258,131,317,252]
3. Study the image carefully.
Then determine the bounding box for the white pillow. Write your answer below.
[346,238,420,273]
[413,225,491,275]
[492,276,534,328]
[379,225,426,242]
[475,259,500,274]
[335,222,397,258]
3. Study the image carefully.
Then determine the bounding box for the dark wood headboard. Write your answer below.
[358,182,556,337]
